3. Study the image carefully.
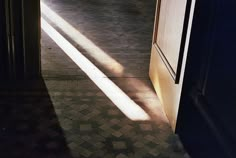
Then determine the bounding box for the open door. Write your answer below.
[150,0,236,157]
[149,0,195,130]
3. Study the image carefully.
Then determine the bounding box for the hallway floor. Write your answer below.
[0,0,189,157]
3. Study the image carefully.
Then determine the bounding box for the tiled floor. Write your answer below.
[0,0,189,157]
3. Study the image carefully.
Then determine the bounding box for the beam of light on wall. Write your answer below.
[41,2,124,76]
[41,18,150,121]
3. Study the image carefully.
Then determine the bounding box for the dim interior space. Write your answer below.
[0,0,236,158]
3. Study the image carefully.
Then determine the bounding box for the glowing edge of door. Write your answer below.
[149,0,196,130]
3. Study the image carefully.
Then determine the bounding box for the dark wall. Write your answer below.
[0,0,9,78]
[177,0,236,158]
[22,0,41,78]
[0,0,41,80]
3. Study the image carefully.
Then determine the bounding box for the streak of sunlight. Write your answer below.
[41,18,150,121]
[41,2,124,76]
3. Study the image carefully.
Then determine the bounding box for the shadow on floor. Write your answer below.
[0,79,72,158]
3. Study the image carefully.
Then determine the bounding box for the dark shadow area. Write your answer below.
[0,79,72,158]
[177,1,236,158]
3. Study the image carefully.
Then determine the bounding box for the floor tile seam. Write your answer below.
[42,77,151,80]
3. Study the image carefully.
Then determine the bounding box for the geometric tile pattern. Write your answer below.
[0,82,189,158]
[41,82,188,158]
[0,0,190,157]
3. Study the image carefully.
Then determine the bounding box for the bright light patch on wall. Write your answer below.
[41,18,150,121]
[41,2,124,76]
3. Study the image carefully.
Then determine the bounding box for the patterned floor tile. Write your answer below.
[112,141,127,150]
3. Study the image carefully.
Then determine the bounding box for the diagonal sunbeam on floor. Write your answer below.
[41,2,124,76]
[41,18,150,121]
[41,2,169,123]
